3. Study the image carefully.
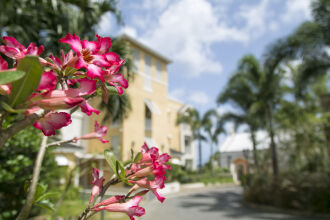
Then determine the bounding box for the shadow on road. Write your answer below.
[179,187,325,220]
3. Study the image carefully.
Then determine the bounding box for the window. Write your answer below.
[111,136,120,159]
[156,61,162,81]
[110,119,121,128]
[144,55,152,91]
[145,104,152,131]
[132,49,140,71]
[184,136,192,154]
[61,112,83,145]
[227,155,232,168]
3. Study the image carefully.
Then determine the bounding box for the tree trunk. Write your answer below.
[198,131,202,173]
[250,129,259,173]
[266,105,278,177]
[210,142,214,174]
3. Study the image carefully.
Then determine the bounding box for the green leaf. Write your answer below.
[34,183,47,203]
[34,192,59,203]
[130,149,134,161]
[116,160,130,184]
[133,152,142,163]
[0,70,25,85]
[104,150,118,175]
[10,56,42,107]
[106,85,122,96]
[35,200,55,212]
[1,101,26,113]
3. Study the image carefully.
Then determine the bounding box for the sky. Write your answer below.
[96,0,313,164]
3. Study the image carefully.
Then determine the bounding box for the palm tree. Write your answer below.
[264,0,330,165]
[177,108,208,172]
[218,55,283,176]
[203,110,225,173]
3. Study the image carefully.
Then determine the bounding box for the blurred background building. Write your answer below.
[53,34,197,188]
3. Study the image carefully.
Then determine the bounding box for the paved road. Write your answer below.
[141,186,327,220]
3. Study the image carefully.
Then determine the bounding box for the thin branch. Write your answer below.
[46,138,76,148]
[16,135,48,220]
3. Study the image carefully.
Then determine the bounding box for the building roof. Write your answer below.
[219,131,270,153]
[119,34,172,64]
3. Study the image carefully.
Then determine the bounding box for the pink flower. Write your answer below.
[36,71,57,93]
[0,55,8,70]
[31,96,85,110]
[30,78,98,113]
[59,33,109,80]
[75,121,108,143]
[90,168,105,204]
[129,176,166,203]
[93,195,124,208]
[47,50,78,71]
[0,36,44,60]
[33,112,72,136]
[92,196,145,220]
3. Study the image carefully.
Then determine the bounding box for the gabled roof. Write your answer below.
[219,131,270,153]
[119,34,172,64]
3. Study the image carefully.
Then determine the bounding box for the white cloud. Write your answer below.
[282,0,312,23]
[236,0,271,39]
[168,88,185,101]
[188,91,210,105]
[97,12,116,36]
[140,0,247,77]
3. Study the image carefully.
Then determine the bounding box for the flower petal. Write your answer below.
[96,35,112,54]
[60,33,82,54]
[0,56,8,70]
[82,40,99,53]
[79,100,100,116]
[36,71,57,92]
[86,64,104,81]
[33,112,72,136]
[2,36,25,50]
[0,46,21,59]
[93,54,110,67]
[66,78,96,97]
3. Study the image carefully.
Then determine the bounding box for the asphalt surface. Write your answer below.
[141,186,328,220]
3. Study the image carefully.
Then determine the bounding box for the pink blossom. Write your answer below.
[92,196,145,220]
[129,176,166,203]
[33,112,72,136]
[0,36,44,60]
[90,168,105,204]
[93,195,124,208]
[75,121,108,143]
[47,50,78,71]
[0,55,8,70]
[31,96,85,110]
[59,33,109,80]
[36,71,57,92]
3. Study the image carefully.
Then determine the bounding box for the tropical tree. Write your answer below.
[1,0,121,54]
[203,109,225,173]
[264,0,330,163]
[218,55,283,177]
[177,108,207,172]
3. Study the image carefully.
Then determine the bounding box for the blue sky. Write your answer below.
[97,0,312,164]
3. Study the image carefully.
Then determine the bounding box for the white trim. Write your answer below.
[144,99,161,115]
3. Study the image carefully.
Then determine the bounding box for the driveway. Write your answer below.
[141,186,327,220]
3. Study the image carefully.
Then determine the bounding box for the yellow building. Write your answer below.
[54,34,196,188]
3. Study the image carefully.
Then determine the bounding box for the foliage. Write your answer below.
[165,163,232,184]
[0,125,61,219]
[0,0,121,55]
[243,172,330,213]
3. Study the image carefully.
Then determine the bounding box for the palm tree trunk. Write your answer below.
[198,131,202,173]
[250,129,259,173]
[266,105,278,177]
[210,141,214,174]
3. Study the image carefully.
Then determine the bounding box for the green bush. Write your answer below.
[0,126,61,219]
[243,172,330,213]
